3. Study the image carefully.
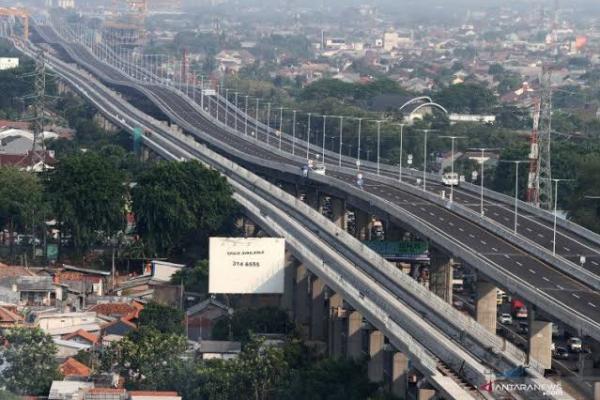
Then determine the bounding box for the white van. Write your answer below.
[442,172,460,186]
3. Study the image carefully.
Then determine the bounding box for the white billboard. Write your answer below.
[209,237,285,294]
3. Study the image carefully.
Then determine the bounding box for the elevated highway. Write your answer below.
[31,21,600,351]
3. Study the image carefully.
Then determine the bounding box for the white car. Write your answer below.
[499,313,513,325]
[312,163,326,175]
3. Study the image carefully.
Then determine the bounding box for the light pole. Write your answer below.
[396,123,406,183]
[266,102,272,145]
[375,120,383,175]
[415,129,437,192]
[500,160,529,233]
[338,116,344,167]
[469,148,496,215]
[356,117,363,171]
[278,106,284,150]
[306,113,312,161]
[551,178,574,255]
[292,110,297,156]
[255,98,260,136]
[321,115,327,164]
[244,95,249,136]
[440,136,466,202]
[224,89,230,128]
[234,92,239,131]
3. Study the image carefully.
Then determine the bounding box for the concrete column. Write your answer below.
[594,382,600,400]
[429,254,453,304]
[330,197,347,231]
[392,352,409,398]
[475,280,497,334]
[294,264,310,337]
[280,182,298,198]
[527,308,552,369]
[417,388,436,400]
[368,330,385,382]
[141,146,150,161]
[328,293,344,357]
[347,311,363,359]
[310,276,326,341]
[354,210,371,241]
[280,251,296,313]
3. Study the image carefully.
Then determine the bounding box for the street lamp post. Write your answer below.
[292,110,297,156]
[338,116,344,167]
[244,95,249,136]
[266,102,272,145]
[234,92,239,131]
[501,160,529,233]
[225,89,230,127]
[306,113,312,161]
[356,118,363,171]
[397,123,406,183]
[375,120,383,175]
[440,136,466,202]
[415,129,437,192]
[321,115,327,164]
[279,106,284,150]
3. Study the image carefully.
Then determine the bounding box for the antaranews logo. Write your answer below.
[480,381,493,392]
[479,380,563,395]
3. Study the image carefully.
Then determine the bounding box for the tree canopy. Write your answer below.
[138,302,185,335]
[434,83,497,114]
[131,160,237,257]
[0,328,61,395]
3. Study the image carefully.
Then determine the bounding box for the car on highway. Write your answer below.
[553,346,569,360]
[518,321,529,334]
[567,337,582,352]
[452,299,464,310]
[499,313,512,325]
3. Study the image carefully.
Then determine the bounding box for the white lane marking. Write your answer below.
[526,227,533,232]
[573,293,580,299]
[563,247,571,252]
[429,212,435,216]
[593,261,599,266]
[420,207,426,212]
[537,233,544,238]
[480,240,487,245]
[556,285,564,290]
[492,247,498,252]
[493,212,499,216]
[529,269,536,274]
[542,276,550,282]
[503,217,510,221]
[459,227,464,232]
[589,302,597,308]
[469,234,475,239]
[516,261,523,266]
[449,222,454,227]
[504,254,511,259]
[439,217,445,221]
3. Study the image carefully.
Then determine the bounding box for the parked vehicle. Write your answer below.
[511,299,528,319]
[553,346,569,360]
[499,313,513,325]
[518,321,529,334]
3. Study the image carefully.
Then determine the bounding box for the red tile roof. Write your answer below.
[0,306,23,324]
[87,388,127,394]
[60,357,91,377]
[0,151,56,168]
[55,271,101,284]
[0,264,37,278]
[62,329,99,345]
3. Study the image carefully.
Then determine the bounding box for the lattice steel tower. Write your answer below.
[31,49,47,168]
[537,66,553,210]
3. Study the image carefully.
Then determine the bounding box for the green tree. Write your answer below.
[45,152,126,257]
[434,83,497,114]
[138,302,185,335]
[170,259,209,295]
[102,327,187,390]
[131,160,237,257]
[0,327,61,395]
[212,306,296,343]
[0,167,44,258]
[568,155,600,232]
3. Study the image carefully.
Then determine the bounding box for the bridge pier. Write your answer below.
[280,250,297,314]
[330,197,347,231]
[391,352,409,398]
[310,276,326,341]
[385,220,404,241]
[280,182,299,198]
[527,307,552,369]
[294,264,310,337]
[429,252,454,304]
[368,330,385,382]
[347,310,364,359]
[475,279,497,334]
[304,189,320,210]
[328,292,345,357]
[354,210,371,241]
[417,386,436,400]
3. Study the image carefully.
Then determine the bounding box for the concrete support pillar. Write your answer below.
[417,387,436,400]
[475,280,497,334]
[368,330,385,382]
[594,382,600,400]
[141,146,150,161]
[347,311,363,359]
[310,277,326,341]
[328,293,344,357]
[391,352,409,398]
[280,251,296,313]
[280,182,298,198]
[354,210,371,241]
[429,254,453,304]
[294,264,310,337]
[330,197,347,231]
[527,308,552,369]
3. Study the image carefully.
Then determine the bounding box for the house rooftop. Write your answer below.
[63,329,99,345]
[197,340,242,354]
[60,357,91,377]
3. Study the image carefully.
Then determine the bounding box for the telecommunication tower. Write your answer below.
[31,49,47,168]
